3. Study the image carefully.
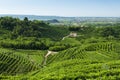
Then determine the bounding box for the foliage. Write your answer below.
[0,38,53,50]
[0,17,70,40]
[1,16,120,79]
[49,46,66,51]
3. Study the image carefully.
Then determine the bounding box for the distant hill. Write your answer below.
[47,19,60,23]
[0,14,73,21]
[0,14,120,22]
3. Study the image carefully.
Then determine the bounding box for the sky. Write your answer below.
[0,0,120,17]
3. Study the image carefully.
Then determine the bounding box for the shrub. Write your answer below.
[49,46,66,51]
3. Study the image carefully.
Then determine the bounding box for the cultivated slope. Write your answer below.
[46,42,120,64]
[0,51,39,75]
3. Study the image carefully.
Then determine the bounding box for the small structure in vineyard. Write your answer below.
[69,32,77,37]
[62,32,78,40]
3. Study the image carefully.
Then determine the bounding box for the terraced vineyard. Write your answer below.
[46,42,120,64]
[0,51,39,75]
[27,59,120,80]
[22,42,120,80]
[0,41,120,80]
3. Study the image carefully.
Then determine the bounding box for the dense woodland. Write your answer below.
[1,17,120,79]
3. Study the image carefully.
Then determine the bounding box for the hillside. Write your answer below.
[0,16,70,40]
[19,42,120,80]
[0,50,39,75]
[27,59,120,80]
[46,42,120,64]
[1,41,120,80]
[0,16,120,79]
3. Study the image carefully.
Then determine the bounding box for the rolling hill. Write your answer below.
[0,16,120,80]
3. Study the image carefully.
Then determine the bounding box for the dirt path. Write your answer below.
[42,51,58,66]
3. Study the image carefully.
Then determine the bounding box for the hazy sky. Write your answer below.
[0,0,120,17]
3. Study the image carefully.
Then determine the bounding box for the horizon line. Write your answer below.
[0,14,120,18]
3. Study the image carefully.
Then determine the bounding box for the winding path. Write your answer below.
[42,51,58,66]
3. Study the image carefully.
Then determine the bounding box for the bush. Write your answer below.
[49,46,66,51]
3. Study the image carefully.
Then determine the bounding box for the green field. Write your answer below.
[0,17,120,80]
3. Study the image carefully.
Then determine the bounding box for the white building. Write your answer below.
[69,32,77,37]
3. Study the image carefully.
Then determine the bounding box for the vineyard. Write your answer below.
[28,42,120,80]
[0,51,40,75]
[28,59,120,80]
[0,41,120,79]
[46,42,120,64]
[0,16,120,80]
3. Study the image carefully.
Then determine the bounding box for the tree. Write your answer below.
[0,17,18,30]
[100,27,117,37]
[24,17,28,22]
[23,17,29,26]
